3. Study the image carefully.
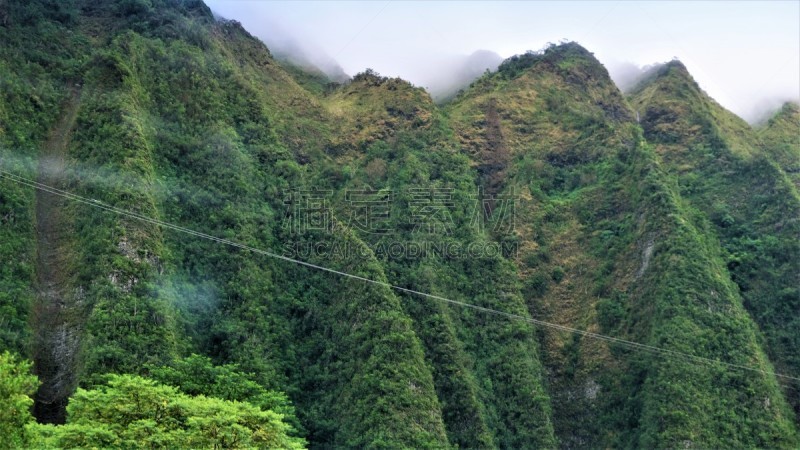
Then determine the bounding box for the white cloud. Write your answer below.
[206,0,800,122]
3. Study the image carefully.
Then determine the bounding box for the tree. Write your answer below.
[28,375,306,449]
[0,351,39,449]
[147,354,302,434]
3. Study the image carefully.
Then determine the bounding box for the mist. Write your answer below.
[605,61,656,94]
[205,1,799,124]
[213,9,348,82]
[0,148,240,211]
[606,60,800,124]
[420,50,503,102]
[210,6,503,98]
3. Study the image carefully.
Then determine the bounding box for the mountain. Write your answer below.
[761,101,800,189]
[630,60,800,424]
[447,43,797,448]
[0,1,798,448]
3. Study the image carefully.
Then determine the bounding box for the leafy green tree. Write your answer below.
[0,351,39,449]
[147,354,302,434]
[28,374,305,449]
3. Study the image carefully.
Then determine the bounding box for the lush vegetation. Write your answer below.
[630,61,800,422]
[0,352,303,449]
[0,0,798,448]
[447,44,798,447]
[0,351,39,448]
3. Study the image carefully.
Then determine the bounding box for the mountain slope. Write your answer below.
[0,1,798,448]
[2,2,451,447]
[761,101,800,189]
[317,70,556,448]
[448,44,798,447]
[631,62,800,422]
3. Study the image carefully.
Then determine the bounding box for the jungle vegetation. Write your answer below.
[0,1,798,448]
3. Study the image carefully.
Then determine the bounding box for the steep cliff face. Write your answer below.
[448,45,798,447]
[310,69,556,448]
[1,2,449,447]
[446,45,643,446]
[631,62,800,423]
[0,1,798,448]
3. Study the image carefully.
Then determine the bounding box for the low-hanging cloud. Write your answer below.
[418,50,503,102]
[213,9,348,83]
[206,1,799,124]
[605,60,800,124]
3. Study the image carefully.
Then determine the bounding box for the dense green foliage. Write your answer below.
[630,61,800,421]
[761,101,800,188]
[1,351,304,449]
[0,351,39,448]
[147,354,299,424]
[0,0,798,448]
[447,44,798,447]
[29,374,304,449]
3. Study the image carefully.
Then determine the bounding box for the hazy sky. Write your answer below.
[205,1,800,123]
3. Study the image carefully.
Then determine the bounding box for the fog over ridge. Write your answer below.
[207,1,800,123]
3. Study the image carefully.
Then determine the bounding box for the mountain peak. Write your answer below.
[626,59,697,96]
[664,59,687,71]
[495,41,601,80]
[777,101,800,116]
[546,41,595,59]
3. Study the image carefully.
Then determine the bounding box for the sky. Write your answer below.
[205,1,800,123]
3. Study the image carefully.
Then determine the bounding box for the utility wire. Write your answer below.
[1,168,799,388]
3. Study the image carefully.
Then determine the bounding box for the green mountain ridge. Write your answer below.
[0,1,798,448]
[629,59,800,425]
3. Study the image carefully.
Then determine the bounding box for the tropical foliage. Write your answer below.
[0,0,798,448]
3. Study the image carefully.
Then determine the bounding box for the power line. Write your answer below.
[334,1,390,59]
[1,168,799,388]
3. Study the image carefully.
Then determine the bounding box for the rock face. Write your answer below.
[32,88,81,424]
